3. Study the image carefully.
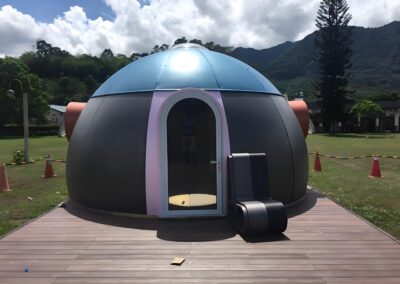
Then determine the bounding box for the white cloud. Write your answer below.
[348,0,400,27]
[0,5,43,56]
[0,0,399,57]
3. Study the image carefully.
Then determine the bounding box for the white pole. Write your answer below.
[22,92,29,162]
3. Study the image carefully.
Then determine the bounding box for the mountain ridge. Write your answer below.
[229,21,400,99]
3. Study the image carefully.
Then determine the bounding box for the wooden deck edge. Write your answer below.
[0,198,69,240]
[308,185,400,244]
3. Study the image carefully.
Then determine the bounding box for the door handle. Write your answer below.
[210,160,221,171]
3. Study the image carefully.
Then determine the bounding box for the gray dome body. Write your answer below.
[66,47,308,216]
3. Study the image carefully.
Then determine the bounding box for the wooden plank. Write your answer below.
[1,270,400,278]
[1,257,399,266]
[0,278,55,284]
[324,278,400,284]
[52,277,327,284]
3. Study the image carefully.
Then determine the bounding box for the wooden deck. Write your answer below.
[0,189,399,283]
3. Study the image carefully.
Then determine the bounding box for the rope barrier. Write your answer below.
[52,159,67,163]
[1,156,67,167]
[309,152,400,160]
[2,152,398,166]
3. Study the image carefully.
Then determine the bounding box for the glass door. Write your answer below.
[166,98,218,212]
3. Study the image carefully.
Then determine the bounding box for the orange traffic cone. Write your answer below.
[43,159,56,178]
[0,164,11,192]
[369,156,382,178]
[313,152,322,171]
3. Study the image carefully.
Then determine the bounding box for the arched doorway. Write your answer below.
[161,97,223,217]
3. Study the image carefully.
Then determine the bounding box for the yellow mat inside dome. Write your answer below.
[168,193,216,207]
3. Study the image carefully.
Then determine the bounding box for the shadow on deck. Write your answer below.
[64,189,324,243]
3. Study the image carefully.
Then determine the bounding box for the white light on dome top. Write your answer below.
[169,51,199,73]
[172,43,206,49]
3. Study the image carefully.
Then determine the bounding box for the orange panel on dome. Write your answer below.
[288,100,309,137]
[65,102,86,141]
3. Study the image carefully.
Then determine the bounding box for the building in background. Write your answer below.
[307,100,400,133]
[48,104,66,137]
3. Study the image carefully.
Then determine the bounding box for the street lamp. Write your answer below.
[7,79,30,163]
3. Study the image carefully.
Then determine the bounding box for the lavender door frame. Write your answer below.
[145,88,231,217]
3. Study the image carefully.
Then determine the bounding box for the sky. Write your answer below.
[0,0,399,57]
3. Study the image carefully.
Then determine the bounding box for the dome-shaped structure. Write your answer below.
[66,45,308,220]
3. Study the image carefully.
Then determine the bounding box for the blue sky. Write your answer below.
[0,0,149,22]
[0,0,399,57]
[0,0,114,21]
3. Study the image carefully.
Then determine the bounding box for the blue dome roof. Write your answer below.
[92,44,281,97]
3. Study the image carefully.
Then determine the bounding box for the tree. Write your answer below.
[350,100,384,118]
[26,73,52,124]
[151,44,169,54]
[129,52,141,61]
[189,39,203,45]
[151,45,160,54]
[26,40,72,78]
[173,37,188,46]
[350,99,384,132]
[36,40,70,58]
[315,0,352,134]
[0,57,51,126]
[100,48,114,58]
[55,76,86,105]
[0,57,28,125]
[83,75,98,96]
[203,41,232,54]
[159,44,169,52]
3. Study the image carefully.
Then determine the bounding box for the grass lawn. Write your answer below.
[0,136,69,237]
[0,134,399,240]
[307,133,400,239]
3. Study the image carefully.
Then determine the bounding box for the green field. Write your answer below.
[0,136,69,236]
[0,134,399,239]
[307,133,400,239]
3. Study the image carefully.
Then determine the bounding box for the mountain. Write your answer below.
[229,21,400,99]
[230,41,294,70]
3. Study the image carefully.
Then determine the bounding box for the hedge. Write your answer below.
[0,125,60,137]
